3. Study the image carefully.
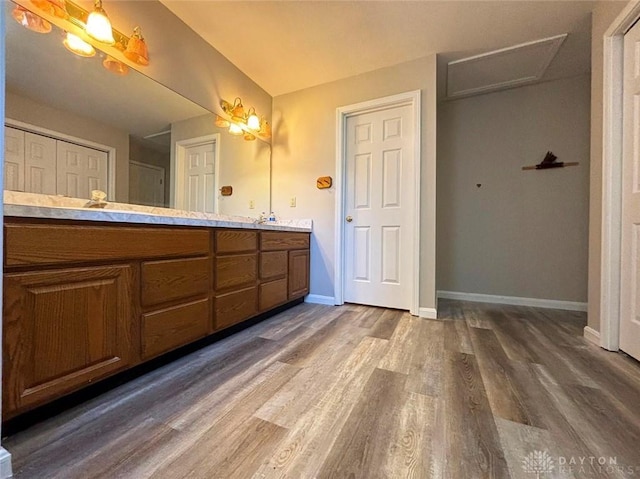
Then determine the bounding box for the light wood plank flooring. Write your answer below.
[5,300,640,478]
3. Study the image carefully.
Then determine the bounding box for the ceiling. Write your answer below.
[161,1,598,97]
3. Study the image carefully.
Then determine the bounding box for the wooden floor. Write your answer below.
[5,300,640,478]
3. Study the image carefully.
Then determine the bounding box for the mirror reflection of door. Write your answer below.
[174,136,218,214]
[129,161,165,207]
[184,141,216,214]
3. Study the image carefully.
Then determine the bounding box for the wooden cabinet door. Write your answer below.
[3,265,132,417]
[289,250,310,299]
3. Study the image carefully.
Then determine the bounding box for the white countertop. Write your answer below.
[4,192,312,233]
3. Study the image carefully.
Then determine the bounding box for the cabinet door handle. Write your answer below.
[346,216,353,223]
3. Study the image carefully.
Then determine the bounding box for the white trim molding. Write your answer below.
[0,448,11,479]
[304,294,336,306]
[334,90,422,316]
[437,290,587,312]
[600,1,640,351]
[418,307,438,319]
[583,326,602,347]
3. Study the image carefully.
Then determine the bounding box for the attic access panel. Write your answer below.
[446,34,567,99]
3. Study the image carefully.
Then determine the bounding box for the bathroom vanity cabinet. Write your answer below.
[2,217,310,419]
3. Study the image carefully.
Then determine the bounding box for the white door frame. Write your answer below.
[4,118,117,201]
[600,1,640,350]
[173,133,220,211]
[335,90,421,316]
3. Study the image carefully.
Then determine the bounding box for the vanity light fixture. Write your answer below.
[124,26,149,66]
[219,97,271,141]
[63,31,95,57]
[12,4,52,33]
[19,0,151,68]
[246,107,260,131]
[103,56,129,75]
[30,0,67,18]
[85,0,115,45]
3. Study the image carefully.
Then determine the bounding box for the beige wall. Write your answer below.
[5,90,130,201]
[588,1,628,331]
[170,114,271,216]
[104,1,271,127]
[437,75,591,302]
[271,55,437,309]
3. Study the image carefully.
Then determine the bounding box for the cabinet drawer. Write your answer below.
[260,251,287,280]
[142,257,210,307]
[215,254,257,291]
[260,232,310,251]
[142,299,210,359]
[5,223,210,266]
[214,287,258,330]
[215,230,258,254]
[259,278,288,311]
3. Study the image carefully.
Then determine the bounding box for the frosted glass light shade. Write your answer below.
[247,113,260,131]
[103,56,129,75]
[63,32,96,57]
[228,123,243,136]
[86,0,115,45]
[12,5,52,33]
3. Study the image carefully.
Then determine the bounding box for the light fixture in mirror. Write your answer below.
[12,4,52,33]
[228,123,243,135]
[85,0,115,45]
[5,1,272,219]
[31,0,67,18]
[63,31,95,57]
[103,55,129,75]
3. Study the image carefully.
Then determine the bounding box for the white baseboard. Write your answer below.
[304,294,336,306]
[437,290,588,312]
[418,307,438,319]
[0,447,12,479]
[583,326,601,346]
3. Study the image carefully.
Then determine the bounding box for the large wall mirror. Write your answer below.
[4,1,271,218]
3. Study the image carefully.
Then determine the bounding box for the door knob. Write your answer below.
[346,216,353,222]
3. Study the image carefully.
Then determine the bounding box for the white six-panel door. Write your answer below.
[56,140,108,199]
[344,104,415,310]
[620,21,640,361]
[25,131,57,194]
[183,142,216,214]
[4,126,25,191]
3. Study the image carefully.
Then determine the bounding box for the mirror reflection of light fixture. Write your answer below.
[214,115,230,128]
[31,0,67,18]
[63,31,96,57]
[12,5,52,33]
[228,123,244,136]
[103,56,129,75]
[85,0,115,45]
[219,97,270,141]
[124,26,149,66]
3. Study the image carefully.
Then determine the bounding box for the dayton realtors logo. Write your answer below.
[522,451,638,476]
[522,450,555,478]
